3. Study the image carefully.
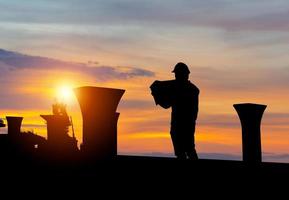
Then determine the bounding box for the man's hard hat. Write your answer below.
[172,62,190,74]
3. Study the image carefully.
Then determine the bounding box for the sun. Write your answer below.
[57,85,74,103]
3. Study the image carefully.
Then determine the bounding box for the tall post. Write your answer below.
[234,103,267,163]
[74,86,125,160]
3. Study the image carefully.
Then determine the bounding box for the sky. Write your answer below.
[1,0,289,162]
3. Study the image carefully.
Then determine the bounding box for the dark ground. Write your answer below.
[0,156,289,199]
[2,155,289,180]
[1,155,288,196]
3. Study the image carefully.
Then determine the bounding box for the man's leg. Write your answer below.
[185,124,198,160]
[187,147,198,160]
[170,131,186,159]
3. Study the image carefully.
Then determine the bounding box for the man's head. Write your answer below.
[172,62,190,81]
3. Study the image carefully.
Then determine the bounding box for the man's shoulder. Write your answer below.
[188,81,200,94]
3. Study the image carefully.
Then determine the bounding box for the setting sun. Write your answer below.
[57,85,74,103]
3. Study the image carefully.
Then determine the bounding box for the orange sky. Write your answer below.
[1,61,289,162]
[1,0,289,162]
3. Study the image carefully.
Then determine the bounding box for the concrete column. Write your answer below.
[6,116,23,137]
[74,86,125,160]
[234,103,267,163]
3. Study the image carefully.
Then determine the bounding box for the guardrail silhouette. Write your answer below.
[74,86,125,160]
[234,103,267,163]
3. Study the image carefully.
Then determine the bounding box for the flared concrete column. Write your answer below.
[234,103,267,163]
[6,116,23,137]
[74,86,125,160]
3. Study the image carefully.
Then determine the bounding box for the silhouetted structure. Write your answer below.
[6,116,23,137]
[234,103,267,163]
[74,86,125,160]
[0,117,23,159]
[40,102,78,160]
[151,63,199,160]
[0,116,46,161]
[0,87,125,164]
[0,107,78,164]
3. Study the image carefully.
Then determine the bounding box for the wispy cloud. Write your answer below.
[190,65,289,92]
[263,152,289,163]
[1,0,289,32]
[1,0,289,69]
[199,113,289,128]
[0,49,155,81]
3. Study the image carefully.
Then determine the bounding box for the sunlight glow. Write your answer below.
[57,85,74,103]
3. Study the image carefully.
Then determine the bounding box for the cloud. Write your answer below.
[3,49,289,95]
[198,114,240,128]
[263,113,289,126]
[119,99,155,110]
[2,0,289,67]
[1,0,289,32]
[200,112,289,127]
[189,65,289,92]
[0,48,155,110]
[263,152,289,163]
[0,49,155,81]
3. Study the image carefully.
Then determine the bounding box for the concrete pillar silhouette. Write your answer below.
[40,115,70,143]
[6,116,23,137]
[234,103,267,163]
[40,114,78,160]
[74,86,125,160]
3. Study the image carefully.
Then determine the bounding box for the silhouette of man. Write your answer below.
[170,62,199,160]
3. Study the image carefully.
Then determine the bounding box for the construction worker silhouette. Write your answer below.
[150,62,199,160]
[170,62,199,160]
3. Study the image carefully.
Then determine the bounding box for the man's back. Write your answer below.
[171,80,199,128]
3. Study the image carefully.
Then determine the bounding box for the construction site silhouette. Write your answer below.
[0,86,125,173]
[0,80,289,181]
